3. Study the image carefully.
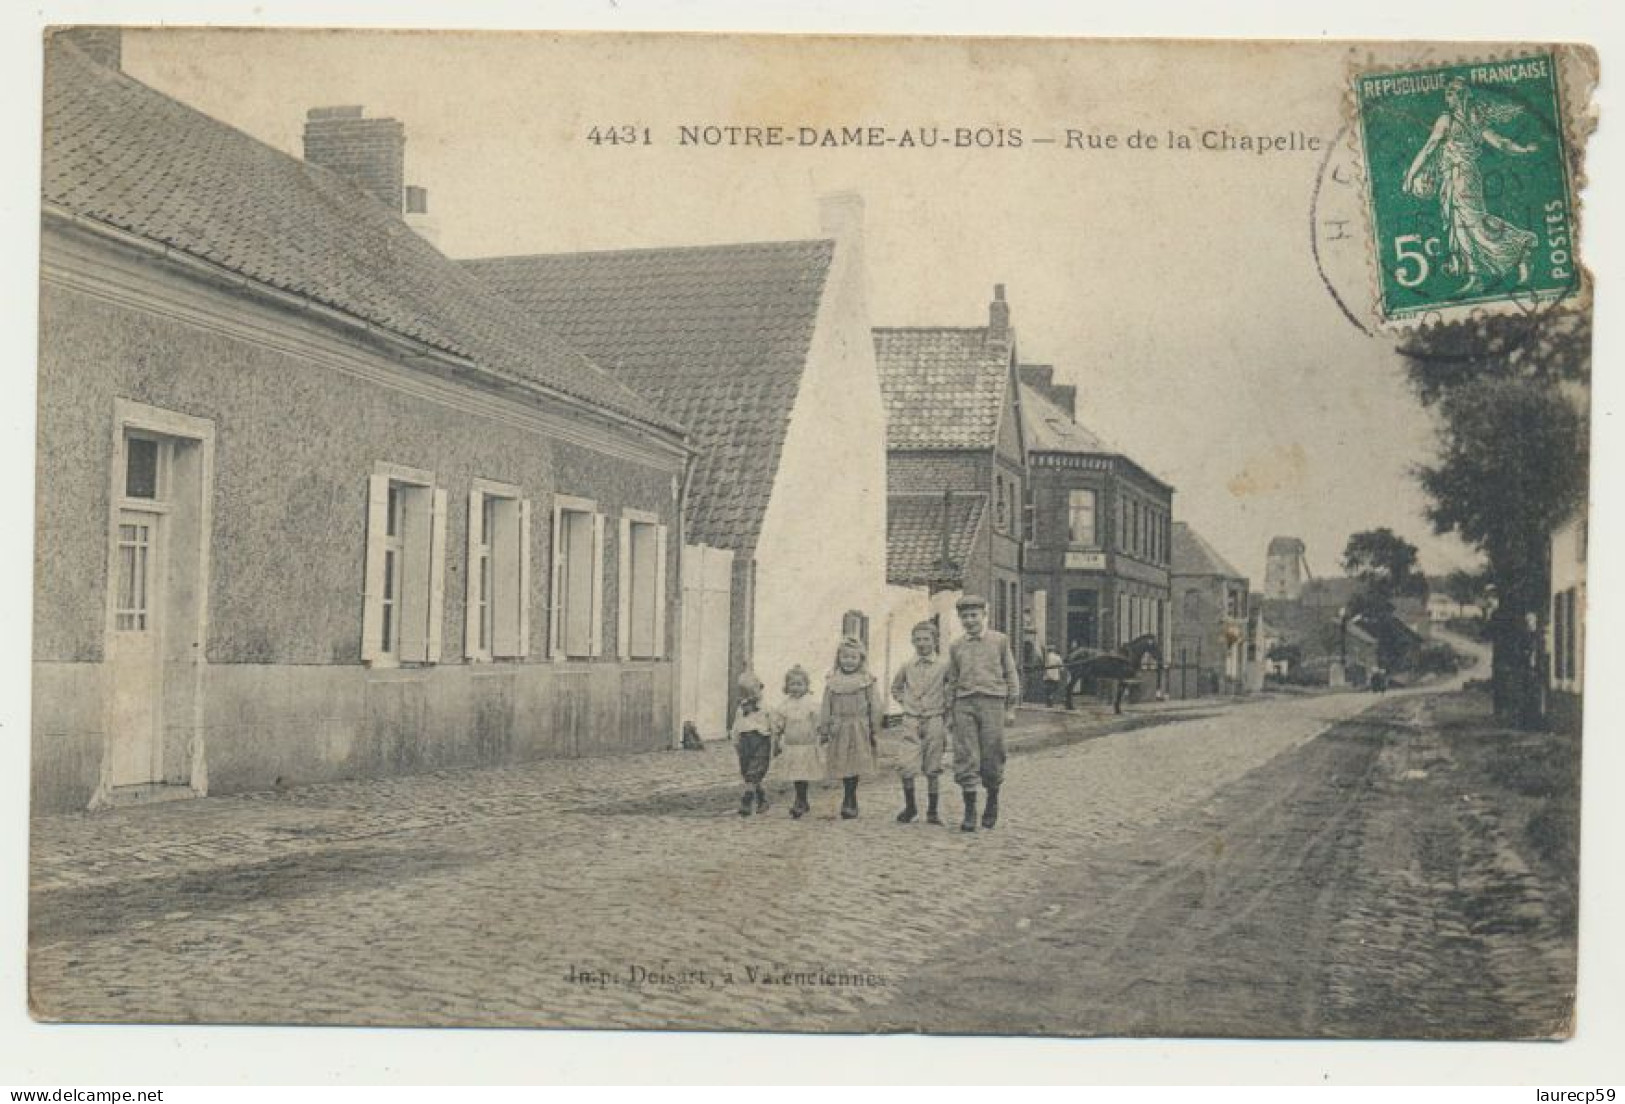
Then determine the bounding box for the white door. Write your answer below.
[680,544,733,739]
[108,507,165,786]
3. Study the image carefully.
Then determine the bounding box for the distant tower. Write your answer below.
[1265,537,1309,600]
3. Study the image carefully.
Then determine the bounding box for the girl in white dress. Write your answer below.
[771,665,824,819]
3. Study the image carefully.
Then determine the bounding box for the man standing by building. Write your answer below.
[946,595,1022,833]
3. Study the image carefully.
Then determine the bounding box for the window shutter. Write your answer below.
[425,486,447,663]
[361,473,390,663]
[590,512,606,657]
[399,488,430,663]
[653,523,668,659]
[464,488,484,659]
[549,504,564,660]
[617,517,633,660]
[517,498,532,658]
[491,498,522,658]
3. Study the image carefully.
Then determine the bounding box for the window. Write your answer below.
[619,512,669,659]
[1553,587,1581,685]
[1226,587,1243,619]
[551,496,605,659]
[1068,489,1097,546]
[114,433,170,633]
[363,465,446,666]
[114,519,154,631]
[1118,592,1131,645]
[1022,486,1037,543]
[841,609,870,647]
[1118,496,1129,551]
[466,481,531,661]
[995,476,1009,532]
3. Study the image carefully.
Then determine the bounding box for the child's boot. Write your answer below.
[841,777,860,819]
[981,784,1000,830]
[738,789,756,817]
[960,789,979,833]
[790,781,809,818]
[754,785,769,815]
[926,784,942,825]
[896,779,918,823]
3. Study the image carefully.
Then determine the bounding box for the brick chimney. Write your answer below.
[988,284,1011,348]
[56,27,122,69]
[303,106,406,213]
[1019,364,1078,419]
[1049,383,1077,419]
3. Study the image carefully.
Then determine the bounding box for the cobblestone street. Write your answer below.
[29,682,1575,1037]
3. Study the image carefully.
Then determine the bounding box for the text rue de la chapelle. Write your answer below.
[582,122,1324,155]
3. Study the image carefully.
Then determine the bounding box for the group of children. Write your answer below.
[730,594,1022,833]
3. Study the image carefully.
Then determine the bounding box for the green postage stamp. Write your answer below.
[1353,54,1580,322]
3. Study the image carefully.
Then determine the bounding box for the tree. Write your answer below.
[1400,312,1590,726]
[1443,566,1490,613]
[1342,528,1427,610]
[1341,529,1427,668]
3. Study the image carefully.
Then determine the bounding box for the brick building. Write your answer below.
[875,287,1027,645]
[34,37,689,813]
[1020,369,1174,690]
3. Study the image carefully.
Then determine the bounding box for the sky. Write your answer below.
[118,29,1503,582]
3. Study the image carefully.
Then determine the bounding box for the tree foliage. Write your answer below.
[1342,528,1427,604]
[1443,566,1490,609]
[1399,310,1590,725]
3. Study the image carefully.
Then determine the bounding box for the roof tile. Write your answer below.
[874,328,1010,450]
[42,43,676,433]
[887,493,985,588]
[463,241,834,552]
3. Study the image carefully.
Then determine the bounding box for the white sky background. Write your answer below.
[123,30,1486,582]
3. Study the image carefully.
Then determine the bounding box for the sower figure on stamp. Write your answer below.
[822,636,884,819]
[945,594,1021,832]
[890,620,951,825]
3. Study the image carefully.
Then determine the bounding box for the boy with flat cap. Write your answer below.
[944,594,1021,832]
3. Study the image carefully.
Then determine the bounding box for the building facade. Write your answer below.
[876,287,1028,645]
[465,196,887,731]
[34,39,689,813]
[1019,369,1174,677]
[1170,522,1252,698]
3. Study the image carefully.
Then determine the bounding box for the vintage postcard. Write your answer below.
[28,28,1595,1039]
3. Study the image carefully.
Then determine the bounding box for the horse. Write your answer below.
[1067,634,1164,714]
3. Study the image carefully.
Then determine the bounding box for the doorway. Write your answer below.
[100,403,214,804]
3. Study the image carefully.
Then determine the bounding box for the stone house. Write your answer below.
[1169,522,1251,698]
[33,36,689,813]
[463,197,887,731]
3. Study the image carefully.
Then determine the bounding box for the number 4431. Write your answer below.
[587,126,653,146]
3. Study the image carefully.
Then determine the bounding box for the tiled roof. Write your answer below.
[874,327,1011,450]
[887,493,986,588]
[42,43,676,434]
[1172,522,1247,581]
[1019,382,1115,454]
[463,241,834,552]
